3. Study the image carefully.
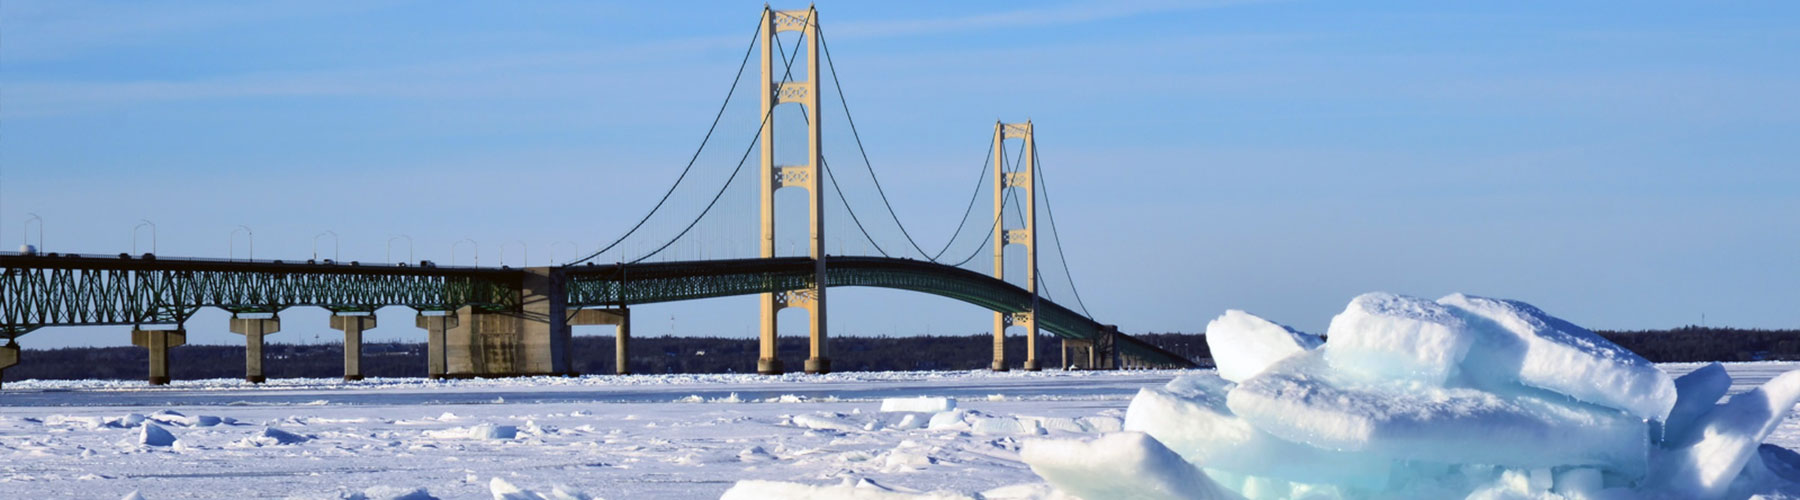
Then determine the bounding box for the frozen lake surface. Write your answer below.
[0,363,1795,499]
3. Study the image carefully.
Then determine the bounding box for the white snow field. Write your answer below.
[3,294,1800,499]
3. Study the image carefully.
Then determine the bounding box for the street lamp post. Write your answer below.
[313,230,339,262]
[451,238,478,266]
[387,235,413,264]
[230,225,254,261]
[133,220,157,255]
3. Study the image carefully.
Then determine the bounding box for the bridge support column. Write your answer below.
[331,315,375,381]
[756,6,828,376]
[571,308,630,375]
[991,120,1041,372]
[131,329,185,385]
[0,340,18,390]
[229,315,281,383]
[416,313,458,379]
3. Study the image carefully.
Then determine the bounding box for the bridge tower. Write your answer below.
[758,6,829,375]
[992,121,1040,371]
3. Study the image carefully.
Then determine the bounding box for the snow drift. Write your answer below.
[1021,293,1800,499]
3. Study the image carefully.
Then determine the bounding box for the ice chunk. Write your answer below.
[792,414,857,433]
[121,492,145,500]
[1322,292,1471,384]
[926,410,969,431]
[1663,362,1731,447]
[356,487,439,500]
[1079,416,1123,433]
[1020,432,1240,500]
[892,414,924,430]
[1020,416,1087,434]
[720,479,976,499]
[971,416,1043,436]
[107,413,148,428]
[1227,351,1648,472]
[257,427,312,445]
[1204,309,1321,382]
[1125,384,1389,488]
[488,477,591,500]
[880,397,956,413]
[1651,369,1800,498]
[469,424,519,440]
[140,423,177,447]
[1164,373,1235,400]
[1439,293,1676,421]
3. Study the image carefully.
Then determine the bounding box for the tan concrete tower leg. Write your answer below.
[132,329,186,385]
[415,313,456,379]
[991,122,1009,372]
[331,315,375,381]
[229,316,281,383]
[756,7,783,376]
[0,340,18,390]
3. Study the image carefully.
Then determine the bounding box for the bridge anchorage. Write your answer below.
[0,6,1194,388]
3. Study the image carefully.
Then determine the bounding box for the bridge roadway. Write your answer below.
[0,252,1192,384]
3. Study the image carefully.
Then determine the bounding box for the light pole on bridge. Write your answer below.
[451,238,478,267]
[388,235,413,264]
[229,225,254,261]
[21,213,43,253]
[132,220,157,255]
[313,230,339,262]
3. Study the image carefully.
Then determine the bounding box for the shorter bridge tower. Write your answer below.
[992,121,1040,371]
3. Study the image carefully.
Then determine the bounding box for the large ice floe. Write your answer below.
[1021,292,1800,499]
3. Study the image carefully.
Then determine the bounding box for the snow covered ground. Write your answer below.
[0,363,1795,499]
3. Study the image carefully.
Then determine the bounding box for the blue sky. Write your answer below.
[2,1,1797,349]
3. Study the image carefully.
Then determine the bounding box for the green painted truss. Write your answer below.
[0,253,1192,368]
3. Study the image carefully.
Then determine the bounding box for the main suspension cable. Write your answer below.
[568,16,763,265]
[822,158,889,257]
[817,30,936,259]
[631,9,814,264]
[1031,140,1094,317]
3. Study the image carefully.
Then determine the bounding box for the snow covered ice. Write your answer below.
[5,294,1800,499]
[1204,310,1321,383]
[1097,293,1800,499]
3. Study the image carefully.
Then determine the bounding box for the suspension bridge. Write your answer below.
[0,7,1193,386]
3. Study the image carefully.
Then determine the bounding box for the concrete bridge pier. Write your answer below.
[331,315,375,381]
[429,267,575,378]
[131,329,186,385]
[0,340,18,389]
[570,307,630,375]
[415,313,457,379]
[229,315,281,383]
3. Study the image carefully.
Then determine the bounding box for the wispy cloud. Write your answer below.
[829,0,1277,39]
[0,1,408,62]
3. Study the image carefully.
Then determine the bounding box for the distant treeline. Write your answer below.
[2,327,1794,382]
[1,333,1181,382]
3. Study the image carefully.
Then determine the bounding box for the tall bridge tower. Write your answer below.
[758,6,829,375]
[993,121,1040,371]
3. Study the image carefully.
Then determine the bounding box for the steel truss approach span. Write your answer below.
[0,254,518,335]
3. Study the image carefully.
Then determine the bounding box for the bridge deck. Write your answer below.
[0,253,1192,367]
